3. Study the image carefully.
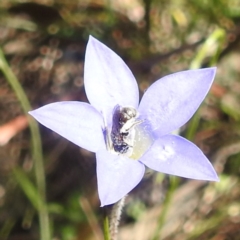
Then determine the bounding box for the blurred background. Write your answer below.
[0,0,240,239]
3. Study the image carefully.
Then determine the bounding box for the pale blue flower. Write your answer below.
[29,36,218,206]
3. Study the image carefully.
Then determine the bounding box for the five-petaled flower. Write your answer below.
[29,36,219,206]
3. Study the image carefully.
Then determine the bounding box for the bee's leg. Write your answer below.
[122,144,134,157]
[122,128,135,147]
[120,119,144,133]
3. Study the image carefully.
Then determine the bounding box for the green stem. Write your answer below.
[0,219,16,240]
[0,48,51,240]
[190,28,226,69]
[185,111,200,141]
[151,176,179,240]
[103,207,110,240]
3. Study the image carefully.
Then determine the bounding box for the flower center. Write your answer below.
[130,123,154,159]
[109,105,154,159]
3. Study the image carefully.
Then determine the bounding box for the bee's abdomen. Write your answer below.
[111,132,129,153]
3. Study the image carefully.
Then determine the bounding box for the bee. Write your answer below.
[111,105,143,154]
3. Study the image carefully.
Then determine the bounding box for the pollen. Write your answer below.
[130,122,155,160]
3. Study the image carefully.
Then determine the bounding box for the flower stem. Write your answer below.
[103,207,110,240]
[151,176,179,240]
[0,48,51,240]
[109,197,126,240]
[103,196,126,240]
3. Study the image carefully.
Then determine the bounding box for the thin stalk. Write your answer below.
[151,176,179,240]
[0,219,16,240]
[185,111,200,141]
[109,197,126,240]
[103,207,110,240]
[190,28,226,69]
[0,48,51,240]
[79,196,103,240]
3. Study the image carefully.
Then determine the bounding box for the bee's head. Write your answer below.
[119,107,137,124]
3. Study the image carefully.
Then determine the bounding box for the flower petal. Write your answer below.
[29,102,105,152]
[96,150,145,206]
[138,68,216,137]
[84,36,139,124]
[139,135,219,181]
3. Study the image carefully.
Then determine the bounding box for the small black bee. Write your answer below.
[111,105,142,154]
